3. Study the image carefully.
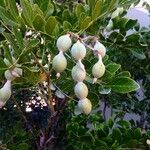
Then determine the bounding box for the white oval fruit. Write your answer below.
[56,34,72,52]
[92,58,105,83]
[71,40,86,60]
[71,63,86,82]
[94,41,106,58]
[74,82,88,99]
[0,80,11,108]
[78,98,92,115]
[52,51,67,73]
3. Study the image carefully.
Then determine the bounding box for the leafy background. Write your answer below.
[0,0,150,149]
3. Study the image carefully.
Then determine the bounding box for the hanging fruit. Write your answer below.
[92,55,105,83]
[71,62,86,82]
[74,82,88,99]
[56,34,72,52]
[94,40,106,58]
[78,98,92,115]
[0,80,11,108]
[52,51,67,78]
[71,40,86,61]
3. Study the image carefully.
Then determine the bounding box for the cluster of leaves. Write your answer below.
[60,113,150,149]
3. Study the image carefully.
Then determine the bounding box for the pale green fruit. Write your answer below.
[78,98,92,115]
[56,34,72,52]
[71,40,86,60]
[92,58,105,83]
[71,63,86,82]
[74,82,88,99]
[94,40,106,58]
[0,80,11,108]
[52,51,67,74]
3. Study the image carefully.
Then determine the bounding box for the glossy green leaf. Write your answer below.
[92,0,102,20]
[0,6,18,26]
[33,14,45,31]
[106,63,121,74]
[75,3,85,17]
[5,0,19,19]
[45,16,57,35]
[20,0,33,26]
[88,92,99,108]
[2,41,12,63]
[13,27,24,48]
[2,32,20,56]
[131,49,146,60]
[117,71,131,78]
[107,77,140,93]
[80,16,92,30]
[45,3,54,19]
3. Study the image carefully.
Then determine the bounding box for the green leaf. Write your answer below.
[107,77,140,93]
[13,27,24,48]
[117,71,131,78]
[2,41,12,63]
[5,0,19,19]
[0,6,18,26]
[26,39,40,49]
[33,14,45,31]
[75,3,85,17]
[0,58,7,71]
[62,9,71,21]
[88,92,99,108]
[16,143,28,150]
[112,128,122,142]
[45,16,57,35]
[2,32,20,56]
[87,0,96,14]
[20,0,33,27]
[133,128,141,140]
[45,3,54,19]
[63,21,72,31]
[33,4,44,17]
[131,49,146,60]
[106,63,121,74]
[92,0,102,20]
[80,16,92,30]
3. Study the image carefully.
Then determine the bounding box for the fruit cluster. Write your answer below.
[0,58,22,108]
[52,33,106,115]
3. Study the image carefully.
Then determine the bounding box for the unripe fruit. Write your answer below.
[71,40,86,60]
[94,41,106,58]
[74,82,88,99]
[56,34,72,52]
[0,80,11,108]
[92,57,105,83]
[71,63,86,82]
[78,98,92,115]
[52,51,67,74]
